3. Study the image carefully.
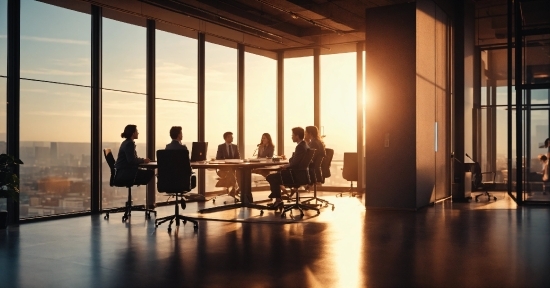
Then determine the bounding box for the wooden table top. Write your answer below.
[140,160,287,169]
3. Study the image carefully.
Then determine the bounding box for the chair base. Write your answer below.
[103,186,156,222]
[301,183,335,211]
[475,191,497,202]
[281,202,320,219]
[337,181,357,197]
[155,193,198,232]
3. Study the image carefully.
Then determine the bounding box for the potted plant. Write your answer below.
[0,154,23,229]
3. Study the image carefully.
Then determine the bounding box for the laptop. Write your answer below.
[190,142,208,162]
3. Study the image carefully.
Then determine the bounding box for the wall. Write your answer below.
[365,3,417,209]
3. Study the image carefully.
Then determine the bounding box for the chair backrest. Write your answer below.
[103,149,116,186]
[156,149,194,194]
[342,152,358,181]
[321,148,334,179]
[309,152,324,183]
[471,161,483,188]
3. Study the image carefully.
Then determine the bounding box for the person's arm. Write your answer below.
[288,144,307,169]
[265,146,274,158]
[234,144,241,159]
[216,144,223,160]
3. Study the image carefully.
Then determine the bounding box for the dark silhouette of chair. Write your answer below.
[339,152,358,197]
[301,149,335,210]
[321,148,334,182]
[155,149,198,232]
[471,161,497,202]
[103,149,155,222]
[280,148,319,218]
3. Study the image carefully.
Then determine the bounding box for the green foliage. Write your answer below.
[0,154,24,202]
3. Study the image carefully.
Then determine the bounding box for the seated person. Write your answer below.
[538,154,549,194]
[257,133,275,158]
[253,133,276,177]
[266,127,309,209]
[114,124,154,187]
[215,131,241,196]
[166,126,192,173]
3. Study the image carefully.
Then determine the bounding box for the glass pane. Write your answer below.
[20,0,90,86]
[245,52,276,159]
[321,52,357,187]
[103,16,146,93]
[284,56,313,155]
[0,0,6,76]
[19,80,91,218]
[0,78,5,153]
[205,41,237,192]
[102,90,147,209]
[156,29,197,102]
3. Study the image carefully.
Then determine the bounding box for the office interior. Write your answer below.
[1,0,550,287]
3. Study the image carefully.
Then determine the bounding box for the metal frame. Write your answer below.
[6,0,21,225]
[91,5,102,213]
[277,51,284,156]
[237,43,245,156]
[514,0,523,204]
[313,48,320,129]
[197,32,206,196]
[146,19,156,206]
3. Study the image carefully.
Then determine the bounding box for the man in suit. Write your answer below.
[166,126,188,151]
[216,132,240,160]
[215,132,241,196]
[266,127,309,209]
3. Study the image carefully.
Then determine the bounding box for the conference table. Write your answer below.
[141,159,287,214]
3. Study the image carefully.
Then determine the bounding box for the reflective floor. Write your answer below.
[1,192,550,288]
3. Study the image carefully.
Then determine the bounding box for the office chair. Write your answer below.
[468,156,497,202]
[155,149,199,232]
[214,168,240,204]
[301,149,335,210]
[280,148,319,218]
[103,149,156,222]
[339,152,358,197]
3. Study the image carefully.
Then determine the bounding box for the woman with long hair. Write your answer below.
[304,125,326,190]
[257,133,275,158]
[114,124,154,187]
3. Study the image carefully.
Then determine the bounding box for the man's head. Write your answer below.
[291,127,304,143]
[223,132,234,143]
[170,126,183,141]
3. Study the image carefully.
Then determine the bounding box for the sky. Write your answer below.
[0,0,359,161]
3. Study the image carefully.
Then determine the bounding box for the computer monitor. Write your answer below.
[190,142,208,162]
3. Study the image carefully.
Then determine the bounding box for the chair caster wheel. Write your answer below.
[493,197,497,201]
[317,211,320,215]
[104,214,109,220]
[223,201,227,205]
[155,224,159,228]
[193,225,198,231]
[180,201,186,210]
[182,219,187,225]
[332,206,335,211]
[122,216,127,222]
[213,199,215,204]
[475,199,479,202]
[260,210,264,216]
[281,213,286,218]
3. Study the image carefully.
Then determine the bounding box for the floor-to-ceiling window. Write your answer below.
[205,39,237,193]
[320,52,357,187]
[155,24,197,202]
[245,49,277,187]
[284,54,313,155]
[19,0,91,218]
[102,11,146,209]
[0,0,6,211]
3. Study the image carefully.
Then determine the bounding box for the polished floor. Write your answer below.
[1,191,550,288]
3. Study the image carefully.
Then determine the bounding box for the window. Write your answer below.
[0,0,6,76]
[205,40,237,192]
[244,51,277,158]
[320,52,357,187]
[20,0,90,86]
[18,1,91,218]
[284,56,313,155]
[101,13,147,209]
[19,80,90,217]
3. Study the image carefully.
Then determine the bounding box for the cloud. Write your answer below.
[21,35,89,45]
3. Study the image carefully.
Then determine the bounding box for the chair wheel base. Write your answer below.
[104,214,109,220]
